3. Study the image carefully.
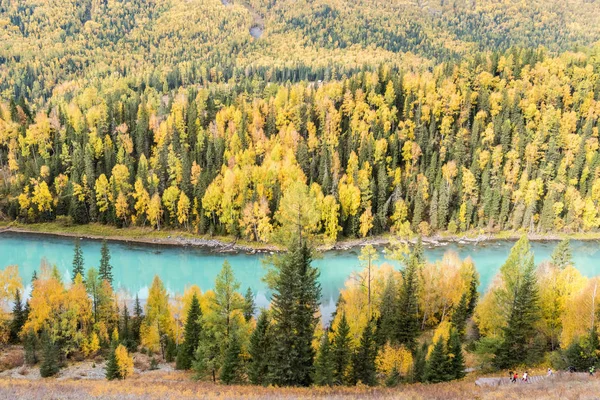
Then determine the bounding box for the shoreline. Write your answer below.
[1,221,599,253]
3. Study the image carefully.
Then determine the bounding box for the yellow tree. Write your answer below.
[148,193,163,230]
[141,276,173,355]
[275,180,320,244]
[177,191,191,228]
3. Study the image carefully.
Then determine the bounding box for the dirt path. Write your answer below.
[222,0,264,38]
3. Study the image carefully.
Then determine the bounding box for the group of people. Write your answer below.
[509,370,534,383]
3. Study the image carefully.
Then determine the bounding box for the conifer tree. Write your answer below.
[551,239,573,269]
[352,320,377,386]
[23,329,38,365]
[248,310,270,385]
[132,294,144,344]
[396,238,422,349]
[72,238,85,283]
[313,330,334,386]
[412,342,428,383]
[9,289,25,343]
[105,342,119,380]
[424,338,450,383]
[99,240,113,285]
[220,333,243,384]
[243,287,255,322]
[376,274,398,346]
[447,328,465,380]
[494,256,540,369]
[176,293,202,370]
[268,240,321,386]
[40,332,60,377]
[331,313,352,385]
[120,304,133,350]
[451,293,469,339]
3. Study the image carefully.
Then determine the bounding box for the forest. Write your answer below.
[1,235,599,386]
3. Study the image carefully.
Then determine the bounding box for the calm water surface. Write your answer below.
[2,232,600,320]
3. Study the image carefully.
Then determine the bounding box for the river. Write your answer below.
[1,232,599,320]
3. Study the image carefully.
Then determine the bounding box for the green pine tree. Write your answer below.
[132,294,144,345]
[412,342,428,383]
[451,293,469,339]
[9,289,26,343]
[396,237,422,349]
[447,328,465,380]
[313,330,334,386]
[72,238,85,283]
[99,240,113,285]
[268,240,321,387]
[243,287,255,322]
[331,313,352,385]
[219,333,243,384]
[105,343,120,380]
[551,239,573,269]
[120,303,134,351]
[248,310,271,385]
[176,293,203,370]
[494,255,540,369]
[424,338,450,383]
[376,274,398,347]
[352,320,377,386]
[23,329,38,365]
[40,332,60,378]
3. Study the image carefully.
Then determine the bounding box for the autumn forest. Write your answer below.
[2,0,600,395]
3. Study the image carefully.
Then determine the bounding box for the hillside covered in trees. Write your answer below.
[2,1,600,243]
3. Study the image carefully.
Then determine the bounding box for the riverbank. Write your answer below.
[1,218,599,253]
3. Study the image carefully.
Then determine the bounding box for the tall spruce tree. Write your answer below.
[313,330,334,386]
[447,328,465,380]
[220,333,243,384]
[176,293,203,370]
[424,338,450,383]
[352,320,377,386]
[248,310,271,385]
[243,287,255,322]
[551,239,573,269]
[396,238,422,349]
[39,332,60,377]
[132,294,144,344]
[9,289,25,343]
[105,342,120,380]
[331,313,352,385]
[451,293,469,339]
[72,238,85,282]
[99,240,113,285]
[412,342,428,383]
[494,256,540,369]
[268,240,321,386]
[376,274,398,346]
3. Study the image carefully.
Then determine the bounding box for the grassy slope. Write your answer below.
[0,371,598,400]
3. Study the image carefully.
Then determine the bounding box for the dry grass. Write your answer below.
[0,371,598,400]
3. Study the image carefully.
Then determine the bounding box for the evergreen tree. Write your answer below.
[268,240,321,386]
[451,294,469,339]
[248,310,271,385]
[424,338,450,383]
[494,257,540,369]
[9,289,25,343]
[23,329,39,365]
[551,239,573,269]
[176,293,203,370]
[466,269,479,317]
[132,294,144,344]
[72,238,85,283]
[105,343,120,380]
[447,328,465,380]
[40,332,60,377]
[313,330,334,386]
[376,274,398,346]
[412,342,428,383]
[120,304,134,351]
[396,238,422,349]
[99,240,113,285]
[352,320,377,386]
[220,333,243,384]
[331,313,352,385]
[243,287,255,322]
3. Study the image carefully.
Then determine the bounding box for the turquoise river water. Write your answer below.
[1,232,600,319]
